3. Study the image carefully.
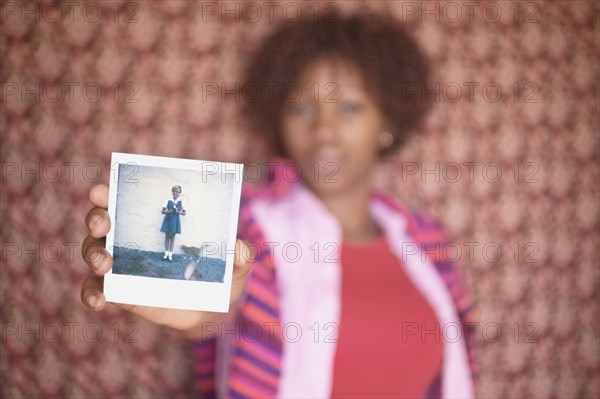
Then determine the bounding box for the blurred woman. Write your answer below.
[82,13,476,398]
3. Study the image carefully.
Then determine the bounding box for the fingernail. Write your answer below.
[87,295,98,308]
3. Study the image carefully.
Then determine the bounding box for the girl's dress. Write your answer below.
[160,198,182,234]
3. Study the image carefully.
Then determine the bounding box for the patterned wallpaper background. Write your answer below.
[1,1,599,397]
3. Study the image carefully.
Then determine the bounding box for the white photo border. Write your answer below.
[104,152,244,313]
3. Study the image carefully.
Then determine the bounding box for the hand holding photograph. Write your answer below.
[104,152,244,312]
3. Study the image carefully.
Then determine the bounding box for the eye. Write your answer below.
[338,103,362,116]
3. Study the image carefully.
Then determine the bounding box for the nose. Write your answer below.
[312,107,336,144]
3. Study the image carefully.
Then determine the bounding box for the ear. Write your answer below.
[380,118,392,136]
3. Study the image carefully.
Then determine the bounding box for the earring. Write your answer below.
[379,132,394,148]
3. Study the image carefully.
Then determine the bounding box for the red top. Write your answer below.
[331,236,444,398]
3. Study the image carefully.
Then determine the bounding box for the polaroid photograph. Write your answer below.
[104,152,243,312]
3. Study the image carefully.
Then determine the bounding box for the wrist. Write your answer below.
[179,313,228,341]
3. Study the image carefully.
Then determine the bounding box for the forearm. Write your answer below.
[179,298,244,341]
[180,316,226,340]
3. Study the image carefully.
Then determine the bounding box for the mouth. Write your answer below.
[313,145,344,168]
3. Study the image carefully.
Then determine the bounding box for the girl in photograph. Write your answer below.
[82,12,476,398]
[160,184,186,261]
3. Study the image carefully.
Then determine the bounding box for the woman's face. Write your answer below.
[280,57,389,198]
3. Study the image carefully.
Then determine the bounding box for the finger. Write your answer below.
[81,275,106,311]
[89,184,109,209]
[82,235,113,275]
[85,207,111,238]
[80,277,162,321]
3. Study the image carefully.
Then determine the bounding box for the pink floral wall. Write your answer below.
[1,1,599,397]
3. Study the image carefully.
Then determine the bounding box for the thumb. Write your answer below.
[232,239,254,278]
[230,240,254,302]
